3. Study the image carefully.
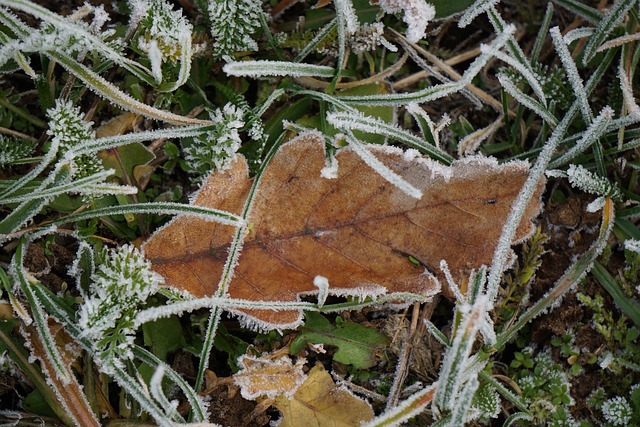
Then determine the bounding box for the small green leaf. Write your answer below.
[142,316,186,361]
[290,312,389,369]
[98,143,155,185]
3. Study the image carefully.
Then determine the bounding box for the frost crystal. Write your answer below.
[137,0,193,64]
[378,0,435,42]
[602,396,632,426]
[0,136,36,166]
[77,245,162,361]
[624,239,640,253]
[47,99,104,180]
[183,103,245,181]
[350,23,386,54]
[209,0,262,59]
[566,164,620,199]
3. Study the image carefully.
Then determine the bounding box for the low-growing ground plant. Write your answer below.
[0,0,639,426]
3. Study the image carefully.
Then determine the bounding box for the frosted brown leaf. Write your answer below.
[143,132,543,329]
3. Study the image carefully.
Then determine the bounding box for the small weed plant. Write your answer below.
[0,0,639,426]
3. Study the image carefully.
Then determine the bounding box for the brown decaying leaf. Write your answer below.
[273,363,374,427]
[143,133,543,329]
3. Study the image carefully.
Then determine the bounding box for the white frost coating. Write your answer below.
[346,133,423,199]
[567,163,619,198]
[361,383,437,427]
[586,196,605,213]
[378,0,434,42]
[497,73,558,127]
[406,102,440,147]
[440,260,464,303]
[619,60,640,118]
[458,0,500,28]
[481,45,546,104]
[624,238,640,253]
[434,296,487,413]
[148,39,163,84]
[550,26,593,122]
[334,0,359,35]
[402,148,421,161]
[234,355,307,400]
[230,308,305,333]
[321,144,338,179]
[320,163,338,179]
[563,27,595,45]
[223,60,335,78]
[150,365,181,421]
[551,106,613,168]
[599,351,613,369]
[329,284,388,301]
[313,275,330,308]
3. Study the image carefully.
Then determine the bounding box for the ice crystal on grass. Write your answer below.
[209,0,262,59]
[77,245,162,363]
[0,136,36,166]
[183,103,245,181]
[47,99,104,180]
[138,0,193,64]
[378,0,435,43]
[602,396,632,426]
[566,164,620,199]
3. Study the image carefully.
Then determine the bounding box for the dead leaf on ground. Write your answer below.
[233,354,307,400]
[143,133,543,329]
[273,363,374,427]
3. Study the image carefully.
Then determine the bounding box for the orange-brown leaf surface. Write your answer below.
[143,133,543,329]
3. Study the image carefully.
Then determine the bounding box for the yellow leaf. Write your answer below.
[274,364,374,427]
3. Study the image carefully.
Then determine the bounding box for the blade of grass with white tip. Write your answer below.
[434,296,487,413]
[72,124,218,155]
[0,163,71,235]
[327,111,453,163]
[497,74,558,127]
[0,139,59,200]
[46,202,244,228]
[223,60,335,78]
[0,169,121,204]
[0,29,34,77]
[504,412,534,426]
[458,0,499,28]
[582,0,635,65]
[549,106,614,168]
[483,46,547,104]
[338,24,513,106]
[448,374,479,425]
[361,384,437,427]
[345,133,422,198]
[102,360,174,427]
[564,27,596,45]
[46,49,212,125]
[150,365,185,423]
[550,26,593,122]
[132,346,208,422]
[294,19,337,62]
[11,240,71,384]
